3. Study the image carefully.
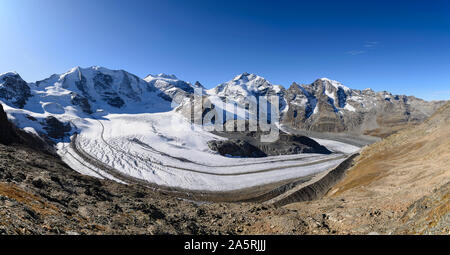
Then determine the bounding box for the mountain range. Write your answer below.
[0,66,445,141]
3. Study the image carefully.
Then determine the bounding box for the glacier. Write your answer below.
[0,66,361,193]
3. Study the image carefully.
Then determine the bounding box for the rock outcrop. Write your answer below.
[43,116,72,139]
[0,72,32,108]
[0,104,16,145]
[207,139,266,157]
[209,130,331,157]
[70,92,93,114]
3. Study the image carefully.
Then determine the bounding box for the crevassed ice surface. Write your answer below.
[59,111,360,191]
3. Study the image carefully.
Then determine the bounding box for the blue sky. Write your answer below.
[0,0,449,100]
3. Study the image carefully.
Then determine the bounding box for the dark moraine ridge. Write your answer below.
[270,153,359,207]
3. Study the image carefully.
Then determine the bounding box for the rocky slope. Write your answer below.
[284,101,450,234]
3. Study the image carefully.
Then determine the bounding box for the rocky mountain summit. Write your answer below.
[207,72,286,107]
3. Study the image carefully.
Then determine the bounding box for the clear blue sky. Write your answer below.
[1,0,449,100]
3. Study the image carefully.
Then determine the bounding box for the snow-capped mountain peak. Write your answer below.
[0,71,19,77]
[201,73,287,119]
[211,73,283,99]
[317,77,351,92]
[13,66,174,115]
[232,72,255,81]
[144,72,204,103]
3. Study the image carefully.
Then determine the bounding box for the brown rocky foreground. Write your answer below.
[0,102,448,235]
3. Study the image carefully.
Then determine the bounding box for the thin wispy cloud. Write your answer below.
[347,41,380,55]
[364,41,379,48]
[346,50,366,55]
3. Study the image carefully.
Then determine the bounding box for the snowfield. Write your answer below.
[58,111,360,192]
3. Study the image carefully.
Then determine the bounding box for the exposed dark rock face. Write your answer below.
[209,130,331,157]
[194,81,203,88]
[118,72,141,101]
[0,72,32,108]
[0,104,15,145]
[93,72,125,108]
[157,92,173,102]
[270,133,332,155]
[70,93,93,114]
[207,139,266,158]
[43,116,72,139]
[73,70,94,102]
